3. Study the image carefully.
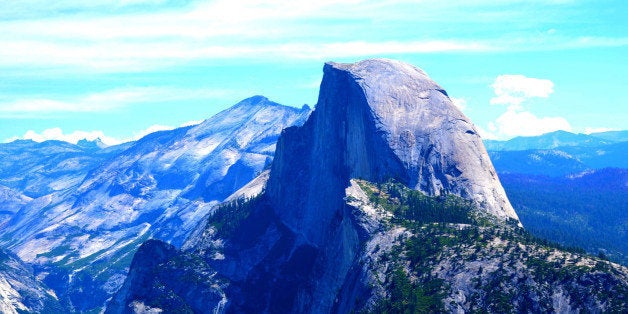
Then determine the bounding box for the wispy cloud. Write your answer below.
[1,0,624,72]
[0,87,233,117]
[0,39,493,71]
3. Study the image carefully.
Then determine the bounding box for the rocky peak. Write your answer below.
[268,59,518,245]
[77,137,108,149]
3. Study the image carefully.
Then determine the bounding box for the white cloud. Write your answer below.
[0,1,625,71]
[485,74,572,139]
[0,39,491,71]
[129,120,204,140]
[490,107,572,138]
[0,98,119,113]
[180,120,204,127]
[451,97,467,111]
[490,74,554,107]
[129,124,175,140]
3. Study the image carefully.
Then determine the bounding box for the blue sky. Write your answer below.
[1,0,626,144]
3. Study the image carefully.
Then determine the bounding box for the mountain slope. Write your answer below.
[484,130,627,264]
[501,168,628,264]
[487,141,628,177]
[0,96,310,312]
[484,129,627,176]
[0,248,63,313]
[0,185,31,228]
[488,149,587,177]
[347,181,627,313]
[111,179,628,313]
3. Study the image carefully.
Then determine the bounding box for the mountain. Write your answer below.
[483,130,613,151]
[108,59,626,313]
[560,141,628,169]
[0,248,63,313]
[488,149,588,177]
[266,59,518,231]
[486,139,628,176]
[483,129,628,176]
[0,96,310,312]
[76,137,108,150]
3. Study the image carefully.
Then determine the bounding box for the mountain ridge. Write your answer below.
[483,129,625,151]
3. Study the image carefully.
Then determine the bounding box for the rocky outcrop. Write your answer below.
[268,59,518,249]
[106,240,226,314]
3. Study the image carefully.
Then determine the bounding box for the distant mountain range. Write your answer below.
[484,129,628,151]
[484,131,628,176]
[501,169,628,264]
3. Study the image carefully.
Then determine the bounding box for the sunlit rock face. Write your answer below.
[268,58,518,246]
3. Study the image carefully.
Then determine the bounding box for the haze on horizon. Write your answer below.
[1,0,626,145]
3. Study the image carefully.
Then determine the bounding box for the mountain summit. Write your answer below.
[269,59,518,244]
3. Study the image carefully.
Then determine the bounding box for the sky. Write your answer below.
[1,0,626,145]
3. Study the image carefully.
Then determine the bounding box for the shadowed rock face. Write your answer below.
[268,59,518,245]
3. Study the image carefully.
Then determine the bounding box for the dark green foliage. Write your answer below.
[482,268,514,313]
[358,180,474,225]
[373,267,445,314]
[209,194,263,238]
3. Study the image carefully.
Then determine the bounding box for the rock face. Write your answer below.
[268,59,518,246]
[262,59,518,311]
[106,240,226,314]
